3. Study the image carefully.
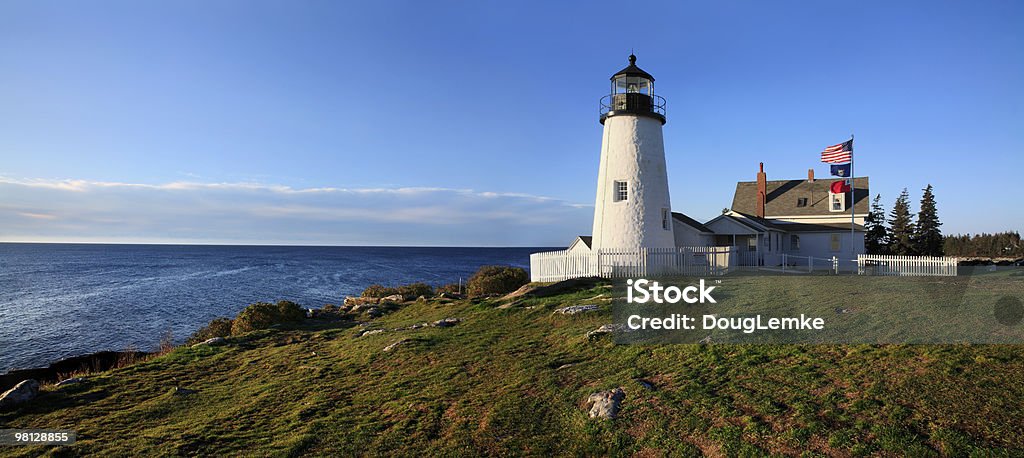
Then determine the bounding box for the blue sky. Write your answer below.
[1,1,1021,245]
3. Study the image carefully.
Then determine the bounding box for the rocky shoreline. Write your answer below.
[0,350,150,393]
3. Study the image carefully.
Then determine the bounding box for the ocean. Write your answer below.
[0,243,547,373]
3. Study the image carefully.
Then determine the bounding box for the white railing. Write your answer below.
[779,254,842,274]
[529,246,737,282]
[735,251,761,267]
[857,254,959,277]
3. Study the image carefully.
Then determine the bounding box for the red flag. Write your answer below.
[830,180,851,193]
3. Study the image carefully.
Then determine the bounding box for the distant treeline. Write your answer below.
[943,232,1024,258]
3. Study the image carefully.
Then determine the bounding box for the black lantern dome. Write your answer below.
[599,54,666,125]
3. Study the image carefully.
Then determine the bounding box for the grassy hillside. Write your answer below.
[2,280,1023,456]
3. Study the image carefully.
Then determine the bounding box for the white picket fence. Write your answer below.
[529,246,737,282]
[857,254,958,277]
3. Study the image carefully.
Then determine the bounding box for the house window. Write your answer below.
[662,208,670,230]
[796,198,808,207]
[747,236,758,252]
[830,193,846,212]
[614,181,628,202]
[830,233,841,251]
[791,234,800,250]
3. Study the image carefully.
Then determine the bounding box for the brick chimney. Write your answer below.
[808,169,815,182]
[756,162,767,218]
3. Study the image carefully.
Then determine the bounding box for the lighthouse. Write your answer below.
[590,54,675,251]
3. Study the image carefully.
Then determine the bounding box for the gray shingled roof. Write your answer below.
[730,177,869,217]
[671,212,713,233]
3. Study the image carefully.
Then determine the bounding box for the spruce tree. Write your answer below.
[913,184,943,256]
[888,188,915,255]
[864,194,888,254]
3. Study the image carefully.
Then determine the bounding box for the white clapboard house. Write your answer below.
[697,164,868,267]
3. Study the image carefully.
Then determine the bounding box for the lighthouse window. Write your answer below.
[662,209,670,230]
[614,181,628,202]
[614,77,651,95]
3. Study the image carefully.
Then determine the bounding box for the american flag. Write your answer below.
[820,139,853,163]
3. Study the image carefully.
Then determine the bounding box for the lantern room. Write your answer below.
[600,54,666,125]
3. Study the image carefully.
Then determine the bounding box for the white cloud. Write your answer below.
[0,177,591,246]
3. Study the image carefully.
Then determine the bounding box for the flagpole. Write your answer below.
[850,134,855,260]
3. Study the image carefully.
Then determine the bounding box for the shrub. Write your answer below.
[466,265,528,297]
[397,282,433,298]
[436,283,462,295]
[362,284,399,298]
[230,300,306,335]
[186,317,233,345]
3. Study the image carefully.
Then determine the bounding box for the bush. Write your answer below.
[363,282,433,299]
[186,317,233,345]
[436,283,462,295]
[397,282,433,298]
[466,265,529,297]
[362,284,399,298]
[230,300,306,335]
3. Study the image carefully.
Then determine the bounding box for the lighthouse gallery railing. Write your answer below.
[599,93,667,118]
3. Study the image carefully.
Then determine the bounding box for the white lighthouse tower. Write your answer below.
[591,54,675,251]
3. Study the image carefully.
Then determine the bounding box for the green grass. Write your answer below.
[2,278,1023,456]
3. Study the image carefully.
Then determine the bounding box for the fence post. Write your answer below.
[832,256,838,275]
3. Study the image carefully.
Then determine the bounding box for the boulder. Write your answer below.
[192,337,226,347]
[358,329,384,337]
[586,324,625,340]
[431,318,461,328]
[380,294,405,303]
[0,379,40,409]
[56,377,85,387]
[383,339,411,352]
[554,304,599,315]
[586,388,625,419]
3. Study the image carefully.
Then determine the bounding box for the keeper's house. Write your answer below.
[696,163,868,266]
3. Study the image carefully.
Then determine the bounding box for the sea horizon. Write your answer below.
[0,241,561,249]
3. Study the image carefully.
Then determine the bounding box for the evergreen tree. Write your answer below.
[864,194,888,254]
[888,188,915,255]
[913,184,943,256]
[943,231,1023,257]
